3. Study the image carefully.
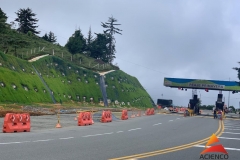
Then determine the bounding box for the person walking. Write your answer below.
[213,109,217,119]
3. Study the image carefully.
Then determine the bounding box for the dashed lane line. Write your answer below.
[82,132,113,137]
[82,134,104,137]
[153,123,162,126]
[116,131,124,133]
[128,128,141,131]
[103,132,114,135]
[169,120,173,122]
[59,137,74,140]
[32,139,54,142]
[0,141,31,145]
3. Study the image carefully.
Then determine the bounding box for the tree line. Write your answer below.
[0,7,122,63]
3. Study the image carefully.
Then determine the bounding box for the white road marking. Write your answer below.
[82,132,113,137]
[224,126,240,129]
[153,123,162,126]
[193,145,240,151]
[225,128,240,130]
[59,137,74,140]
[32,139,54,142]
[223,132,240,134]
[224,125,240,128]
[116,131,124,133]
[0,141,31,145]
[218,137,240,140]
[169,120,173,122]
[128,128,141,131]
[103,132,113,135]
[176,118,180,119]
[82,134,103,137]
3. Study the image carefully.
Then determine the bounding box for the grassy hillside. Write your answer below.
[105,70,155,108]
[32,56,102,103]
[0,28,118,71]
[0,52,52,103]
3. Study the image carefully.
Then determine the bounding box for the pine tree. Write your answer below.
[101,16,122,63]
[42,33,49,41]
[91,33,111,62]
[0,8,8,32]
[87,26,94,45]
[48,31,57,43]
[15,8,40,34]
[65,29,86,61]
[85,26,94,56]
[42,31,57,43]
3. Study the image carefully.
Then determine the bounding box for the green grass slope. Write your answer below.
[105,70,155,108]
[0,52,52,103]
[32,56,102,103]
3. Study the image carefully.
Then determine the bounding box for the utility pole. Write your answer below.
[228,78,230,108]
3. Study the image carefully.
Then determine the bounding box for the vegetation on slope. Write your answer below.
[105,70,155,108]
[0,52,52,103]
[0,28,118,72]
[33,56,102,103]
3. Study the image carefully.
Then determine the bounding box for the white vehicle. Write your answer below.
[164,107,169,111]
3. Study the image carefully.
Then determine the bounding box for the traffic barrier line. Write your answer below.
[109,120,224,160]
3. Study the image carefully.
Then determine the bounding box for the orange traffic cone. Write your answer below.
[56,122,62,128]
[56,114,62,128]
[74,117,77,121]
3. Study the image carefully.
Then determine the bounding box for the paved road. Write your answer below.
[0,113,239,160]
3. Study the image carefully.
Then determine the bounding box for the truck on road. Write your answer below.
[157,99,178,112]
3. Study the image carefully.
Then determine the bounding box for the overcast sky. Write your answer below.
[1,0,240,108]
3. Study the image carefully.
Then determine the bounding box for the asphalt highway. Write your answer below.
[0,113,239,160]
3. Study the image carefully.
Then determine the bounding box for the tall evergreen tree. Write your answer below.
[42,33,49,41]
[48,31,57,43]
[65,29,86,60]
[42,31,57,43]
[91,33,111,62]
[101,16,122,63]
[15,8,40,34]
[87,26,94,45]
[0,8,8,32]
[85,26,94,56]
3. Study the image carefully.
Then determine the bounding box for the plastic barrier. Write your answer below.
[18,113,31,132]
[3,113,31,133]
[150,108,155,115]
[121,110,128,120]
[101,110,112,123]
[175,108,179,113]
[146,108,155,115]
[78,112,93,126]
[146,108,151,115]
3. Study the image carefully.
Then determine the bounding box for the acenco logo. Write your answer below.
[200,134,228,159]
